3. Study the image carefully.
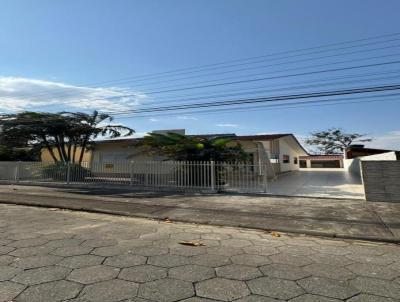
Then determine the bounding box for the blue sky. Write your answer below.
[1,0,400,149]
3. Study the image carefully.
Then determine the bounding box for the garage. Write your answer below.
[299,155,343,169]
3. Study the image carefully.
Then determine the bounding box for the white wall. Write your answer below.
[360,151,398,161]
[344,152,398,178]
[344,158,361,177]
[279,138,301,172]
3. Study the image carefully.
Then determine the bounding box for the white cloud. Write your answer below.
[149,118,159,122]
[365,131,400,150]
[216,123,239,128]
[0,77,147,112]
[177,116,198,121]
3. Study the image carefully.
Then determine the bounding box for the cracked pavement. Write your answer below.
[1,204,400,302]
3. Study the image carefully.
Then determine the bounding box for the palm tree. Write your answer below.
[61,111,134,163]
[143,132,248,162]
[0,111,134,163]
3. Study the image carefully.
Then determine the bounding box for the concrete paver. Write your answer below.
[1,204,400,301]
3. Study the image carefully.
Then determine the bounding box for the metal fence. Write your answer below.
[0,161,268,193]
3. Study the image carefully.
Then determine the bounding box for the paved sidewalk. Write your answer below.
[1,204,400,302]
[0,185,399,242]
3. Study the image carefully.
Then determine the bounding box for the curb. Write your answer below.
[0,197,399,245]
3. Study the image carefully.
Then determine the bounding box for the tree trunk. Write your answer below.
[72,145,77,163]
[54,136,65,162]
[78,140,87,164]
[67,140,72,163]
[59,135,69,162]
[41,136,58,162]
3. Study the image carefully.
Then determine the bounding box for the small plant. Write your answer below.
[41,162,90,181]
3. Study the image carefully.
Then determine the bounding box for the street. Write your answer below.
[0,204,400,302]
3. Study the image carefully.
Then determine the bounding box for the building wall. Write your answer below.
[278,138,301,172]
[41,147,92,163]
[362,161,400,202]
[344,151,398,177]
[344,158,361,176]
[361,151,398,161]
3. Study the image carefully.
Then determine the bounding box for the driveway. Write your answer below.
[1,204,400,302]
[268,169,365,200]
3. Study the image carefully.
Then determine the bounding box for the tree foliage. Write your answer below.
[0,111,134,163]
[305,128,372,154]
[0,145,38,161]
[143,132,249,162]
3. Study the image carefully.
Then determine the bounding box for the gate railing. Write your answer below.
[0,161,268,193]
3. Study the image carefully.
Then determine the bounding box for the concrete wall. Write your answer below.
[344,152,398,178]
[362,161,400,202]
[344,158,361,177]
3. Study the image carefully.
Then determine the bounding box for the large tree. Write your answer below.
[142,132,249,162]
[305,128,372,154]
[0,111,134,163]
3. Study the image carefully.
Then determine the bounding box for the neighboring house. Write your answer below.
[41,130,309,178]
[299,154,344,168]
[345,144,397,159]
[343,145,400,176]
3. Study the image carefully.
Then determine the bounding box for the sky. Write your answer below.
[1,0,400,150]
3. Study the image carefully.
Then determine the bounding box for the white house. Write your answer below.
[89,131,309,178]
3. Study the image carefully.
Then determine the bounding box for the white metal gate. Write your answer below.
[0,161,268,193]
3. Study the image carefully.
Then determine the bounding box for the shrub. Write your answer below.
[41,162,90,181]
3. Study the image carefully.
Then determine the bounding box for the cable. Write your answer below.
[138,73,400,107]
[5,33,400,101]
[108,84,400,115]
[116,93,400,120]
[126,42,400,89]
[143,69,400,104]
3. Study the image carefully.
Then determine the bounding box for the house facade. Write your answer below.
[41,130,309,177]
[87,132,308,177]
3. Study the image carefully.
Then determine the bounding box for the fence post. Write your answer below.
[14,161,21,184]
[210,161,216,192]
[66,162,71,184]
[130,161,134,186]
[263,163,268,193]
[145,163,149,187]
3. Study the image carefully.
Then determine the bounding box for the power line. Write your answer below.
[85,31,400,84]
[125,42,400,89]
[116,93,400,120]
[136,53,400,93]
[143,69,400,104]
[138,73,400,107]
[108,84,400,115]
[93,60,400,103]
[5,33,400,101]
[5,92,399,124]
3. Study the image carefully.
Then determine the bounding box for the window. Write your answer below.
[294,157,298,164]
[283,155,290,163]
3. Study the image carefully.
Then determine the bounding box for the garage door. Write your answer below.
[310,160,341,168]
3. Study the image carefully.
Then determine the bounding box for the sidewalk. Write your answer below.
[0,185,399,243]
